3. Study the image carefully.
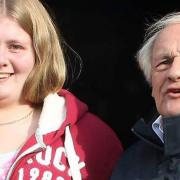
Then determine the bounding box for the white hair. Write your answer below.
[137,12,180,83]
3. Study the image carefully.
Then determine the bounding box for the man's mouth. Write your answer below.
[172,89,180,93]
[168,89,180,93]
[166,88,180,98]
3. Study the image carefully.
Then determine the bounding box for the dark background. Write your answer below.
[44,0,180,148]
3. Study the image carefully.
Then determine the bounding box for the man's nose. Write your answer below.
[168,57,180,81]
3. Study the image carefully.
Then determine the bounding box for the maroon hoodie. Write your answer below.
[6,90,123,180]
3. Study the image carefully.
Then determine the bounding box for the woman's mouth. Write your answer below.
[0,73,13,79]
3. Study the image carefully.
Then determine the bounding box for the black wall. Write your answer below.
[44,0,180,148]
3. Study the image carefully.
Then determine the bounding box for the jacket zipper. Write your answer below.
[6,143,44,180]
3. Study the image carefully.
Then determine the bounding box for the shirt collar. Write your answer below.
[152,115,164,143]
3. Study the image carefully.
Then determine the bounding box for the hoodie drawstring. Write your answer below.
[65,126,82,180]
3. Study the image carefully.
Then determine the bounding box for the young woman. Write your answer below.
[0,0,123,179]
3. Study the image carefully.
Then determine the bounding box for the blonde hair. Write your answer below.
[137,12,180,83]
[1,0,66,104]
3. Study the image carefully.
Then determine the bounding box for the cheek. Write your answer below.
[14,53,35,73]
[151,72,167,104]
[151,79,162,112]
[151,76,159,98]
[151,85,157,98]
[151,71,165,92]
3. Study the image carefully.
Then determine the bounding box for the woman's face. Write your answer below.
[0,16,35,106]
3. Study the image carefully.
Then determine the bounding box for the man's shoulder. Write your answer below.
[111,140,162,180]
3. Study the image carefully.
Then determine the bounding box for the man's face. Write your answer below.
[151,24,180,117]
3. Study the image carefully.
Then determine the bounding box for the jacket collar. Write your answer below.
[163,116,180,156]
[133,115,180,157]
[132,117,163,151]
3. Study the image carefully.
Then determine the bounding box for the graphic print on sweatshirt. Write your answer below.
[16,145,85,180]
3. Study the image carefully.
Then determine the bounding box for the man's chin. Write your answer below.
[161,110,180,118]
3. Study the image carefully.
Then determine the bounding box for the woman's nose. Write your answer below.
[0,46,8,67]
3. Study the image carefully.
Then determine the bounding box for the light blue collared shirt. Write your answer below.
[152,115,164,143]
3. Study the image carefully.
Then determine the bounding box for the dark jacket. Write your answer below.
[111,116,180,180]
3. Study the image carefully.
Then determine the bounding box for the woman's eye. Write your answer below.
[8,43,24,53]
[10,44,22,49]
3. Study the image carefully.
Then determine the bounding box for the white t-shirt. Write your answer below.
[0,151,18,180]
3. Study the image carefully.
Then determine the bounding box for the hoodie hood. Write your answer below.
[38,89,88,136]
[59,89,88,126]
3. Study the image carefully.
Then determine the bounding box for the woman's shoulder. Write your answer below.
[74,111,123,151]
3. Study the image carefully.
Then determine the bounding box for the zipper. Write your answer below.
[5,144,44,180]
[6,128,46,180]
